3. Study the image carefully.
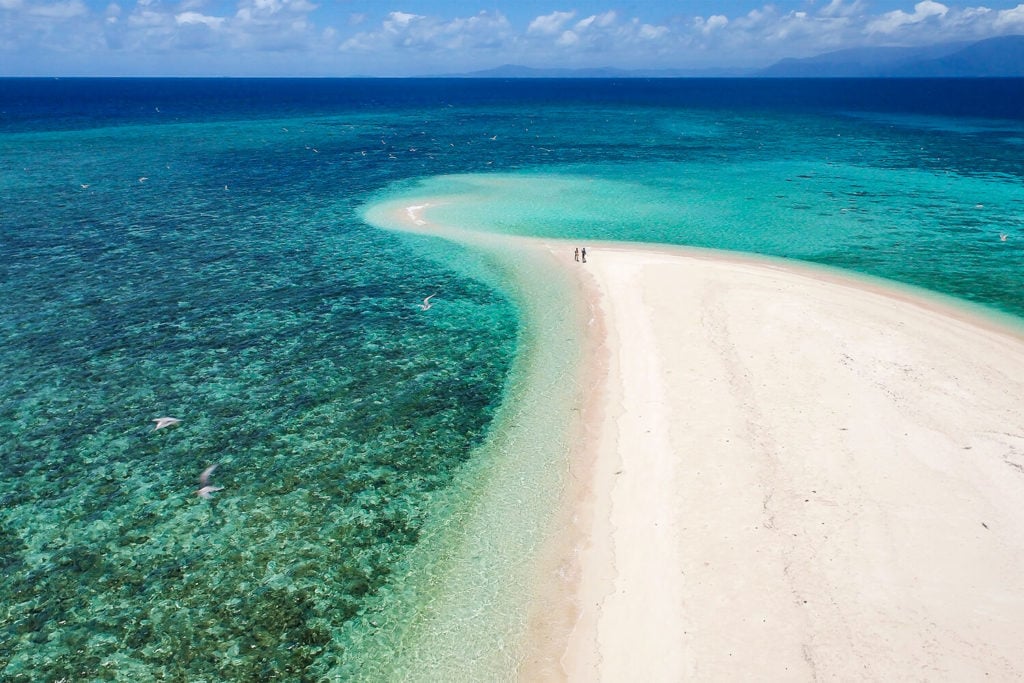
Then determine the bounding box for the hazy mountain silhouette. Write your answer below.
[441,64,748,78]
[440,35,1024,79]
[760,35,1024,77]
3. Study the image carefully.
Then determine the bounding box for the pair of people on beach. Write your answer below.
[574,247,587,263]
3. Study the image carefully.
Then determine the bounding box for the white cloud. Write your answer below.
[175,10,223,27]
[235,0,317,23]
[4,0,1024,76]
[695,14,728,35]
[528,10,574,35]
[995,3,1024,29]
[341,10,512,54]
[575,10,616,30]
[556,29,578,46]
[387,10,417,28]
[528,9,672,58]
[867,0,948,34]
[639,23,669,40]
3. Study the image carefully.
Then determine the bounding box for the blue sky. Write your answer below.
[3,0,1024,76]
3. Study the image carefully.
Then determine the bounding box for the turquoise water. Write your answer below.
[2,79,1024,680]
[378,110,1024,319]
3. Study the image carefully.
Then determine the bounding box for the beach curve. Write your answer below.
[367,197,1024,681]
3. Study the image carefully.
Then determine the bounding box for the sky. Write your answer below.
[2,0,1024,76]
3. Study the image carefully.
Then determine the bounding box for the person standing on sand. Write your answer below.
[581,247,587,263]
[575,247,579,262]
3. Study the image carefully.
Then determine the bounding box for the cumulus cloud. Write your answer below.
[527,10,574,35]
[4,1,1024,75]
[867,0,948,34]
[694,14,728,35]
[175,11,223,28]
[236,0,318,25]
[638,22,669,40]
[682,0,1023,63]
[575,10,616,30]
[995,3,1024,28]
[86,0,319,54]
[341,10,513,54]
[526,9,671,57]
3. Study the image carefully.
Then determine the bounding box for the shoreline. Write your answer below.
[366,198,1024,680]
[354,199,594,680]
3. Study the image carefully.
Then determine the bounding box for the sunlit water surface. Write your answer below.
[1,78,1022,680]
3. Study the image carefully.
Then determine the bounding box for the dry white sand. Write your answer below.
[538,242,1024,682]
[381,203,1024,681]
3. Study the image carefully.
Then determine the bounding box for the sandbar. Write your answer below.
[536,241,1024,681]
[373,200,1024,681]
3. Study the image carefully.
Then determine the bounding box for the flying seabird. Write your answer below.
[152,417,181,430]
[196,464,224,500]
[420,293,437,311]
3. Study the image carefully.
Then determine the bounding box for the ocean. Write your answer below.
[2,78,1022,680]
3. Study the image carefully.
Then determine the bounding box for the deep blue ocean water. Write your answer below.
[2,78,1023,680]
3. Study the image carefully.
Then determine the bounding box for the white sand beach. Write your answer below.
[382,202,1024,681]
[537,242,1024,681]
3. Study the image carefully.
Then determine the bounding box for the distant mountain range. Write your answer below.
[444,35,1024,78]
[442,64,745,78]
[759,35,1024,77]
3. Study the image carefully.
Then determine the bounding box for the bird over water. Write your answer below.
[196,464,223,500]
[152,417,181,430]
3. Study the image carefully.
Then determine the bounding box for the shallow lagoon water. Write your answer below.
[2,79,1023,679]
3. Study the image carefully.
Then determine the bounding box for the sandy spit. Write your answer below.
[535,241,1024,682]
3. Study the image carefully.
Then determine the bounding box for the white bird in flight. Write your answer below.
[152,417,181,430]
[138,177,148,183]
[196,464,224,500]
[420,293,437,311]
[1000,233,1008,241]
